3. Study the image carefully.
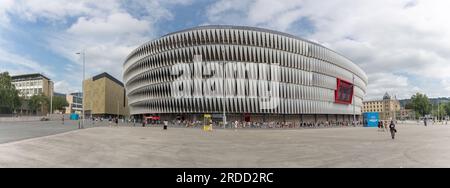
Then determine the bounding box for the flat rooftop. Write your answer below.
[11,73,51,81]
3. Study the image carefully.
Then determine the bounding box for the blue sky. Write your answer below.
[1,0,450,100]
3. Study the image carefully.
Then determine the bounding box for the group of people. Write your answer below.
[421,119,448,126]
[67,115,399,139]
[378,120,397,139]
[148,119,364,129]
[229,120,363,129]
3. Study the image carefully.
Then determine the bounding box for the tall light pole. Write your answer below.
[50,84,53,115]
[76,50,85,129]
[352,74,355,126]
[437,99,440,123]
[222,46,226,129]
[394,95,397,122]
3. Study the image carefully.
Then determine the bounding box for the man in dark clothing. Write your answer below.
[389,120,397,139]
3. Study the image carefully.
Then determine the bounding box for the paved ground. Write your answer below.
[0,122,450,167]
[0,120,116,144]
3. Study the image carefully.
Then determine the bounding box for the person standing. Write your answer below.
[384,120,389,132]
[389,120,397,139]
[163,120,168,130]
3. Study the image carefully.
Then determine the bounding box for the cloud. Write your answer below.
[67,13,151,40]
[2,0,122,23]
[0,47,54,77]
[206,0,305,31]
[364,73,413,100]
[51,12,154,80]
[54,80,79,94]
[1,0,197,95]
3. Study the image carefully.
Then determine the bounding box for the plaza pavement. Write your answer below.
[0,120,110,144]
[0,122,450,167]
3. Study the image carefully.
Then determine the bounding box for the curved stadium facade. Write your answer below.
[123,25,368,123]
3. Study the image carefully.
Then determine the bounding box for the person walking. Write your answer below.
[163,120,168,130]
[384,120,389,132]
[115,117,119,127]
[62,115,65,125]
[389,120,397,139]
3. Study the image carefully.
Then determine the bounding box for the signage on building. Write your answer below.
[363,112,379,127]
[335,78,354,104]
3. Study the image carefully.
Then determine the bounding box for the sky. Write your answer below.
[1,0,450,100]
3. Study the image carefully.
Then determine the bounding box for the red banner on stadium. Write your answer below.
[335,78,354,104]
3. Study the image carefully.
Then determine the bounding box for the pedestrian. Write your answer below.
[389,120,397,139]
[115,117,119,127]
[62,115,65,125]
[163,120,168,130]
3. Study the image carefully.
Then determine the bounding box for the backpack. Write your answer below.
[389,124,395,129]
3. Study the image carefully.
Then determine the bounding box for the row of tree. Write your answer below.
[0,72,22,114]
[0,72,68,115]
[406,93,450,119]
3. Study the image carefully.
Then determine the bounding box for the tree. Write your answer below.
[28,94,49,115]
[0,72,22,114]
[404,102,414,110]
[51,96,69,112]
[444,103,450,117]
[432,103,447,120]
[410,93,431,118]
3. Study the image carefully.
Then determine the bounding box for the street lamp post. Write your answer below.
[438,100,440,123]
[50,85,53,115]
[222,46,226,129]
[352,74,355,126]
[76,50,85,129]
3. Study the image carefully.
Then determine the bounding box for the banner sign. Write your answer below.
[335,78,354,104]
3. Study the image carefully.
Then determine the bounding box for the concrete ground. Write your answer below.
[0,122,450,167]
[0,120,115,144]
